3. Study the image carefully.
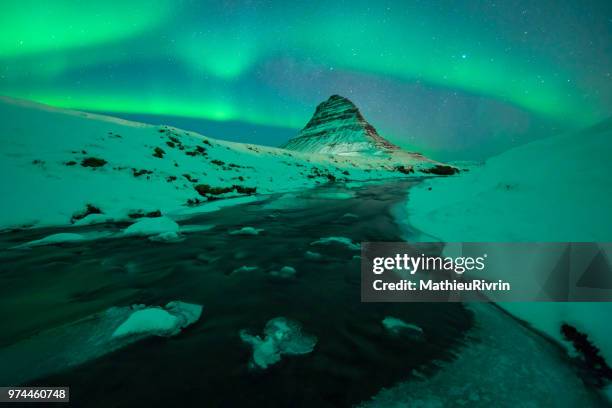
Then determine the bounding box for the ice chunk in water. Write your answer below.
[148,231,183,243]
[270,266,296,278]
[112,308,178,338]
[382,316,424,339]
[240,317,317,369]
[310,236,360,250]
[305,251,323,260]
[112,301,202,338]
[229,226,264,236]
[232,265,259,274]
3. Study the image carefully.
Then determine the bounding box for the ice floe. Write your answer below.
[382,317,424,339]
[270,266,297,278]
[240,317,317,369]
[231,265,259,274]
[310,236,360,251]
[305,250,323,260]
[112,301,202,338]
[229,226,264,236]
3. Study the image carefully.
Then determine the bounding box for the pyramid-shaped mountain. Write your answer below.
[282,95,400,156]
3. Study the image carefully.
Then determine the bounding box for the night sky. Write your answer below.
[1,0,610,160]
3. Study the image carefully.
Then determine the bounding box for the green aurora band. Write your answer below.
[1,1,609,141]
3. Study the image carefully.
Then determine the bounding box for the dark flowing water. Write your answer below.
[0,180,603,407]
[0,180,474,407]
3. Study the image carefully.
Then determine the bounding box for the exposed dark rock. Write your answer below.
[71,204,102,223]
[183,174,198,183]
[153,147,165,158]
[132,168,153,177]
[128,210,162,219]
[81,157,107,167]
[561,323,612,387]
[194,184,257,197]
[395,165,414,175]
[420,165,458,176]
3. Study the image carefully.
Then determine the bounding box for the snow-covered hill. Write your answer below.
[404,119,612,376]
[407,118,612,242]
[0,96,444,230]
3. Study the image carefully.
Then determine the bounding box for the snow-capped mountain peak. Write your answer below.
[282,95,400,156]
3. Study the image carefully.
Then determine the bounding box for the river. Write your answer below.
[0,180,605,407]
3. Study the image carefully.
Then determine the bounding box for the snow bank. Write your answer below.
[405,121,612,364]
[240,317,317,369]
[122,216,182,242]
[12,231,113,249]
[13,233,85,248]
[123,216,179,236]
[407,121,612,242]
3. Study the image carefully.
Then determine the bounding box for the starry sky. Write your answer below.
[1,0,611,160]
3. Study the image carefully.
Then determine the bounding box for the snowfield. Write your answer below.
[0,96,444,231]
[407,119,612,242]
[405,119,612,366]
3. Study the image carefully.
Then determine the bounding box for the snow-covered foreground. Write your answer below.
[405,120,612,371]
[0,96,442,231]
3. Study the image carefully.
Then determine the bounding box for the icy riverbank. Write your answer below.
[404,119,612,380]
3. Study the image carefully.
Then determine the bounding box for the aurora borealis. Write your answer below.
[1,0,610,159]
